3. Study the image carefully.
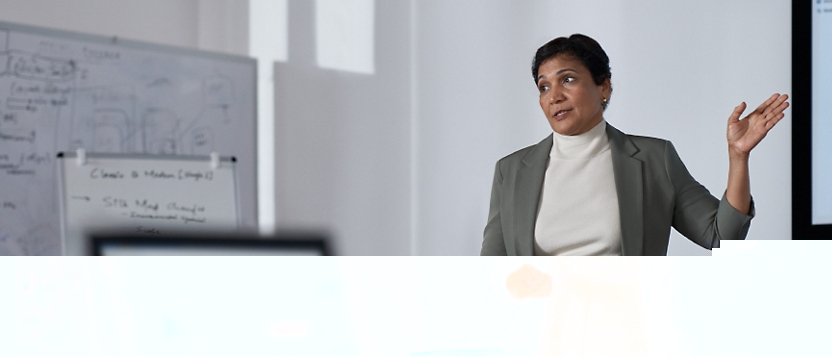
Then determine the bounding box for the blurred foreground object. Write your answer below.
[90,231,330,256]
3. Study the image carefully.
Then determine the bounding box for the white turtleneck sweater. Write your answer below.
[534,120,623,256]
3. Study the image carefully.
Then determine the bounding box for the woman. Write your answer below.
[481,34,789,256]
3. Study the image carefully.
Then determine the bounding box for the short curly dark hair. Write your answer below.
[532,34,612,97]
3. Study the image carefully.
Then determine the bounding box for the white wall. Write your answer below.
[272,0,413,255]
[414,1,546,255]
[0,0,247,55]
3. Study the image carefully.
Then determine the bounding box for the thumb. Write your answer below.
[728,102,746,125]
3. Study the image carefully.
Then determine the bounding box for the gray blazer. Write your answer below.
[481,123,754,256]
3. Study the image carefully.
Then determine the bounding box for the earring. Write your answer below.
[601,97,608,108]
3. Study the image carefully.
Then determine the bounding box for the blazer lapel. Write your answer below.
[606,124,644,256]
[513,135,552,256]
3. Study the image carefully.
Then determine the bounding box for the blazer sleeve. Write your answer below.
[481,160,508,255]
[665,141,755,249]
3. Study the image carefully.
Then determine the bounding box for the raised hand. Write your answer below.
[726,93,789,156]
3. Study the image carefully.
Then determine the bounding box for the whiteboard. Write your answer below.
[58,152,239,255]
[0,21,257,255]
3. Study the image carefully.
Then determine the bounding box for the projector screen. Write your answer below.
[794,0,832,238]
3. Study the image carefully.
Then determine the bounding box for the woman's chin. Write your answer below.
[550,117,602,136]
[550,122,577,136]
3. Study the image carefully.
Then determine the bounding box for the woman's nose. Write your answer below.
[549,88,565,104]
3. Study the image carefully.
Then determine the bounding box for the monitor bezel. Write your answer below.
[793,0,832,239]
[91,233,331,256]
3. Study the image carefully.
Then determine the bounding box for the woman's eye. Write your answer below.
[538,85,549,93]
[563,77,575,84]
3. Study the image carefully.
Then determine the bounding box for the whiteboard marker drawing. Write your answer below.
[1,21,255,255]
[58,153,239,255]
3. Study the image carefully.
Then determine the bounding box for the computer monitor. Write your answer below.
[90,232,330,256]
[794,0,832,239]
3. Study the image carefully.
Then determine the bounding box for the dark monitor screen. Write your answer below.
[91,233,330,256]
[793,0,832,239]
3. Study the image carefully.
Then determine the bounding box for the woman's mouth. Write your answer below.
[553,109,571,120]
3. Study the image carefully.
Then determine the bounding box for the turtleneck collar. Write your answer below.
[550,119,610,160]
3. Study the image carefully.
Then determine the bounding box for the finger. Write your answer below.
[772,99,790,115]
[729,102,746,124]
[762,94,789,116]
[759,100,790,125]
[762,112,785,129]
[764,112,785,130]
[754,93,779,113]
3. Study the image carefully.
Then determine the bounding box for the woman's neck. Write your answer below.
[550,120,609,160]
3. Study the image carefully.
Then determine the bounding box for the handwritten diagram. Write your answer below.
[59,155,238,255]
[0,23,256,255]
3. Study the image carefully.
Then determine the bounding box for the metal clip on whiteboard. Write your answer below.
[76,148,86,166]
[210,152,220,170]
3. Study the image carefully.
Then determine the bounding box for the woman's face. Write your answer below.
[537,54,611,136]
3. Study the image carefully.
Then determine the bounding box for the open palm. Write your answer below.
[727,93,789,155]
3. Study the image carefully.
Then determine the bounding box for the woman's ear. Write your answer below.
[601,78,612,98]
